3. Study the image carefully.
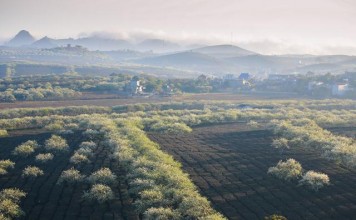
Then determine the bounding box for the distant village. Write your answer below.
[126,71,356,99]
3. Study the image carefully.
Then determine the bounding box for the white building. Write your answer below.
[129,80,143,94]
[332,83,349,96]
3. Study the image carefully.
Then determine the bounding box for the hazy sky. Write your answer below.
[1,0,356,54]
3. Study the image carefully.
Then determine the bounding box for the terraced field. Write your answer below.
[0,131,137,220]
[149,123,356,220]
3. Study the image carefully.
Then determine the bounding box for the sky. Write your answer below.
[0,0,356,55]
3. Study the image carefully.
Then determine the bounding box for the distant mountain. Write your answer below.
[5,30,36,47]
[135,51,231,72]
[31,36,134,51]
[226,55,277,69]
[74,37,133,51]
[136,39,181,53]
[32,36,57,48]
[2,30,356,76]
[104,50,155,61]
[192,44,257,59]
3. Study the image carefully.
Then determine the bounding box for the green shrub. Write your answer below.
[75,148,93,157]
[57,168,85,184]
[0,130,8,137]
[0,199,24,219]
[247,120,260,129]
[0,160,15,175]
[35,153,54,163]
[88,168,117,185]
[0,188,26,203]
[82,184,114,203]
[22,166,44,177]
[64,123,79,130]
[264,214,288,220]
[268,159,302,181]
[143,207,181,220]
[272,138,290,150]
[178,194,224,219]
[82,129,103,140]
[12,140,38,157]
[79,141,97,150]
[299,171,330,191]
[74,141,96,157]
[134,188,166,213]
[0,188,26,219]
[70,153,90,164]
[44,121,64,131]
[44,135,68,152]
[150,122,192,134]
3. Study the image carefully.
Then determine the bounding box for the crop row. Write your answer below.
[0,99,355,120]
[270,119,356,167]
[80,116,226,219]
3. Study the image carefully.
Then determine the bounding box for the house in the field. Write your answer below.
[308,81,324,91]
[332,83,349,96]
[128,79,143,94]
[222,73,251,89]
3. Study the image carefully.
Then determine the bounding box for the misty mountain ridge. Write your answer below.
[192,44,257,58]
[32,36,58,48]
[136,39,182,53]
[2,30,356,75]
[4,30,184,52]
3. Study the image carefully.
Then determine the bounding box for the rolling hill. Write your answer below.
[135,51,231,72]
[192,44,257,58]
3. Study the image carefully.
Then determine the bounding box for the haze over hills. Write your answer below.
[191,45,257,58]
[32,36,58,48]
[136,51,231,73]
[1,30,356,76]
[136,39,182,53]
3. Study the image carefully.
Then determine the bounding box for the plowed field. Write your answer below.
[149,123,356,220]
[0,131,137,220]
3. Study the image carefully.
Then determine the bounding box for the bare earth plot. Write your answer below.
[0,131,137,220]
[149,123,356,220]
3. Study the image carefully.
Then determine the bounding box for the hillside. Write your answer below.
[192,44,257,58]
[136,39,181,53]
[5,30,36,47]
[32,36,58,48]
[135,51,230,72]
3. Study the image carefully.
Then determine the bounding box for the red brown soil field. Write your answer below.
[0,131,137,220]
[149,123,356,220]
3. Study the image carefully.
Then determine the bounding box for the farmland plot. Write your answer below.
[149,123,356,220]
[0,131,137,220]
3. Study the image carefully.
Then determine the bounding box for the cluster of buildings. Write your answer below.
[267,72,355,97]
[123,71,355,98]
[308,81,351,96]
[220,72,355,98]
[222,73,252,88]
